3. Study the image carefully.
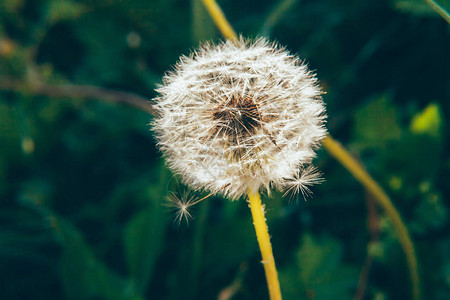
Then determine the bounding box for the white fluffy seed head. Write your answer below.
[152,37,327,200]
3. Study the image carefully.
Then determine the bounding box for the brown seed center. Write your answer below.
[212,95,262,140]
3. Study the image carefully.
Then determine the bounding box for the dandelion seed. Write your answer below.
[282,165,324,201]
[165,188,223,226]
[165,192,198,226]
[153,37,327,199]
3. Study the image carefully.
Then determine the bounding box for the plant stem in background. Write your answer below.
[218,262,248,300]
[353,193,380,300]
[201,0,237,40]
[322,136,421,300]
[248,190,282,300]
[260,0,299,36]
[200,1,421,299]
[425,0,450,24]
[0,79,155,113]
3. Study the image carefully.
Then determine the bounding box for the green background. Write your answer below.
[0,0,449,299]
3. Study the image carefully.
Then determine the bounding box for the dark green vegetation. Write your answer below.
[0,0,449,299]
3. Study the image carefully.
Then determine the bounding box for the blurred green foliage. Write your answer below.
[0,0,449,299]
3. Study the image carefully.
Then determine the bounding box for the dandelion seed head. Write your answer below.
[153,37,327,199]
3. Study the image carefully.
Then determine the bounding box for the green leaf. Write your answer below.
[296,234,342,284]
[280,233,358,300]
[410,103,443,138]
[0,98,35,156]
[353,94,402,150]
[17,190,140,300]
[55,216,141,300]
[72,15,128,84]
[0,0,24,15]
[381,103,444,183]
[203,212,255,276]
[411,190,447,233]
[0,100,20,140]
[45,0,87,25]
[123,185,167,293]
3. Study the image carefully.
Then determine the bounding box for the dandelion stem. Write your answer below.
[248,190,282,300]
[322,136,421,300]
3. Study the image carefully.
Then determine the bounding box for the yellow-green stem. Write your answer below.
[248,190,282,300]
[200,0,237,40]
[322,136,421,300]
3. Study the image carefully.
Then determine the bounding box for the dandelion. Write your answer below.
[152,37,327,200]
[153,36,326,300]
